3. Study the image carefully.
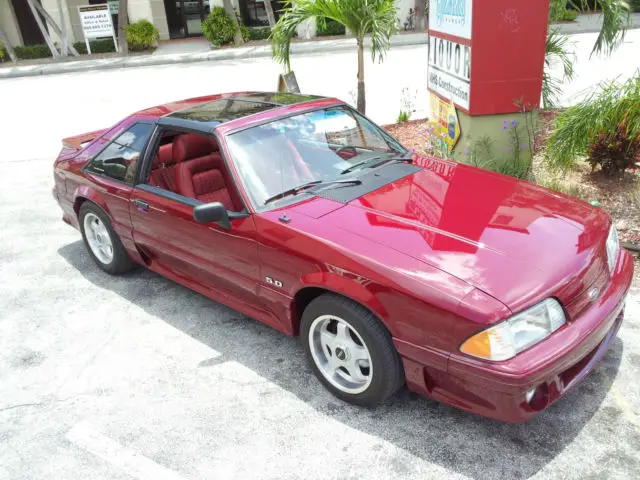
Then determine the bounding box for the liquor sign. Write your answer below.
[428,0,473,39]
[428,92,460,153]
[78,4,117,54]
[428,35,470,110]
[428,0,472,112]
[427,0,548,116]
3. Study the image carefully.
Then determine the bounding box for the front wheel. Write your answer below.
[301,293,404,406]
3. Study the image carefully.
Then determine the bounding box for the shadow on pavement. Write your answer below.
[58,240,623,480]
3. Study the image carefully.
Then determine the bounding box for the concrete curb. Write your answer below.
[2,13,639,80]
[0,33,428,80]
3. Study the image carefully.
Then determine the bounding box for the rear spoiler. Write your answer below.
[62,128,108,150]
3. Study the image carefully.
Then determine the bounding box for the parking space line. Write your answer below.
[67,421,189,480]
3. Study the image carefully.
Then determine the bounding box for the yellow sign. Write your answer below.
[428,93,461,153]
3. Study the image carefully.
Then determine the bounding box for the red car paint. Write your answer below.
[53,94,634,422]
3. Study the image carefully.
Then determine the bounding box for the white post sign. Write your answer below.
[428,0,473,111]
[78,4,117,54]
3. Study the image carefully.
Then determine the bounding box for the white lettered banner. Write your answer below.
[428,35,471,110]
[78,4,115,39]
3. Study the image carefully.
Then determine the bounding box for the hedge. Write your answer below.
[316,18,346,36]
[248,27,271,41]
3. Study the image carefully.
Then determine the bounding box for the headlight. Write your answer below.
[460,298,566,361]
[606,225,619,273]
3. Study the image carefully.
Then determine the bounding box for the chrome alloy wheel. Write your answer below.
[83,212,114,265]
[308,315,373,394]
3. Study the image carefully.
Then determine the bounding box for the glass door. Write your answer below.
[181,0,208,37]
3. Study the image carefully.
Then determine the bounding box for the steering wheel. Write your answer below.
[335,146,358,160]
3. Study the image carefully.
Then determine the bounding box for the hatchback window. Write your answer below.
[86,123,154,184]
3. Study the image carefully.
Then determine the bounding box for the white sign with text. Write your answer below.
[78,4,117,54]
[428,0,473,39]
[78,5,114,39]
[428,35,471,110]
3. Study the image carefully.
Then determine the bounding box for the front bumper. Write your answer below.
[399,249,634,423]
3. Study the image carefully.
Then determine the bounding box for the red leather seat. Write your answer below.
[173,134,236,210]
[148,143,178,192]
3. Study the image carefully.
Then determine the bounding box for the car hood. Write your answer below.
[321,157,611,312]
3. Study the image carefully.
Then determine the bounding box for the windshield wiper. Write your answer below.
[263,179,362,205]
[340,152,413,175]
[340,157,381,175]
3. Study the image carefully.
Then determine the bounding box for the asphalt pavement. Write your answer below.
[1,154,639,480]
[1,37,640,480]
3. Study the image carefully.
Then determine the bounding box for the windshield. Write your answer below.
[225,106,406,210]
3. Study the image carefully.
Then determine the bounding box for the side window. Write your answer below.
[86,123,154,184]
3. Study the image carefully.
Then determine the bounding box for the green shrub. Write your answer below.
[632,0,640,12]
[125,19,159,51]
[73,39,117,54]
[239,22,250,42]
[548,0,567,22]
[546,75,640,173]
[0,40,5,61]
[248,27,271,41]
[202,7,236,46]
[14,44,52,59]
[316,17,346,36]
[396,110,410,123]
[560,9,578,21]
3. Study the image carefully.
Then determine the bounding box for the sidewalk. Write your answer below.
[1,13,639,80]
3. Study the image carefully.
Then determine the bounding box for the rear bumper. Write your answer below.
[399,249,634,423]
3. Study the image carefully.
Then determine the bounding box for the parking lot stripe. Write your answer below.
[67,421,189,480]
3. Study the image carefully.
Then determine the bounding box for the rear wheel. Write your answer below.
[301,293,404,406]
[79,202,133,274]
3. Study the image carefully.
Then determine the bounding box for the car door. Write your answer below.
[81,121,156,248]
[129,131,261,308]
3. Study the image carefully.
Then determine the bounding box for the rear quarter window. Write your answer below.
[85,123,154,184]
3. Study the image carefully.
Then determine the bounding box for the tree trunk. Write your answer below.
[56,0,68,55]
[264,0,276,27]
[222,0,244,46]
[0,25,17,62]
[118,0,129,54]
[26,0,59,57]
[356,39,366,114]
[33,0,79,56]
[415,0,426,31]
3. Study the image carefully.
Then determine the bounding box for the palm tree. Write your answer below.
[543,29,575,108]
[222,0,245,46]
[118,0,129,54]
[570,0,632,56]
[272,0,398,114]
[543,0,631,107]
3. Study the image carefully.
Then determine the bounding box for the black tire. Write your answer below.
[300,293,405,407]
[79,202,134,275]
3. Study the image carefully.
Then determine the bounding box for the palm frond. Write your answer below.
[543,28,576,108]
[272,0,398,71]
[545,74,640,170]
[567,0,632,56]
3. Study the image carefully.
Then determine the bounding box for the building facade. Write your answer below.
[1,0,418,47]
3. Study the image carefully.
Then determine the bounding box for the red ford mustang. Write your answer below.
[53,92,633,422]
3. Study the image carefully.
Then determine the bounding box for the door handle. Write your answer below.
[133,199,149,212]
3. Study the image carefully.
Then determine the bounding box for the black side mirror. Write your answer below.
[193,202,230,229]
